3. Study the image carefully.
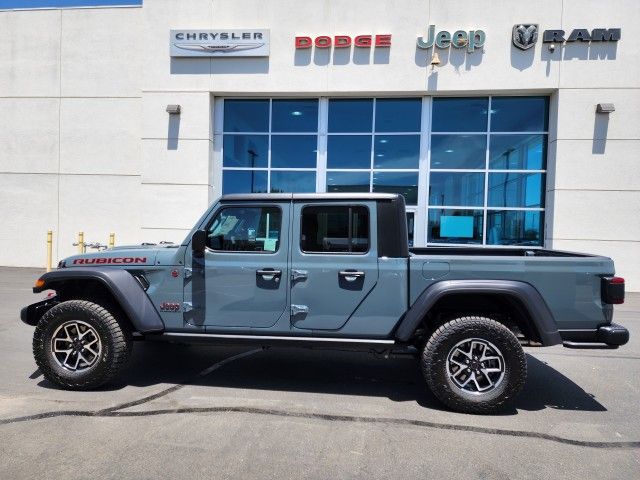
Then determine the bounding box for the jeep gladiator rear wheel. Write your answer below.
[33,300,132,390]
[421,316,526,414]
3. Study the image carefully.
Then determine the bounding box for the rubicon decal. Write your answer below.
[170,29,270,57]
[72,257,148,265]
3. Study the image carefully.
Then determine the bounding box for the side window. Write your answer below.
[207,206,281,252]
[301,205,369,253]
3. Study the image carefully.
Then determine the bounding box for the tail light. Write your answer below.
[602,276,625,304]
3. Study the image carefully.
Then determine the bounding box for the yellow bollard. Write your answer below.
[108,232,115,249]
[77,231,85,254]
[46,230,53,272]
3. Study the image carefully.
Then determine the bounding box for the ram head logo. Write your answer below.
[512,24,538,50]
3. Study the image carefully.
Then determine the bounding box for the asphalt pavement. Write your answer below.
[0,267,638,479]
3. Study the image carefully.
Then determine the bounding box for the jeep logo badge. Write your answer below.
[512,24,538,50]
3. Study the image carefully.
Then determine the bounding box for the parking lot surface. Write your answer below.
[0,267,638,479]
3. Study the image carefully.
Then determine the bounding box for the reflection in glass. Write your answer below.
[406,212,415,247]
[488,173,544,208]
[328,99,373,133]
[432,97,488,132]
[372,172,418,205]
[487,210,543,246]
[223,99,269,132]
[489,134,546,170]
[429,172,485,207]
[430,134,487,169]
[271,99,319,132]
[326,171,370,193]
[374,135,420,169]
[223,135,268,168]
[270,171,316,193]
[375,98,421,132]
[428,209,483,244]
[271,135,317,168]
[222,170,268,194]
[490,97,549,132]
[327,135,372,169]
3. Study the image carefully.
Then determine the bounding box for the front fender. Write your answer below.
[394,279,562,346]
[30,268,165,334]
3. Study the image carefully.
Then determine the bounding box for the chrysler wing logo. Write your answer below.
[512,24,538,50]
[173,42,265,54]
[170,30,270,57]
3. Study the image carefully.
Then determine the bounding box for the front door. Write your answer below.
[290,202,378,331]
[187,202,290,328]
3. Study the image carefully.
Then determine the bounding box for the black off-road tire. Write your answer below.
[33,300,132,390]
[421,316,527,414]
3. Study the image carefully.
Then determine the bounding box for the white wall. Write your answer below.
[0,7,142,267]
[1,0,638,290]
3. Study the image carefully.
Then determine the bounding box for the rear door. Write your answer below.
[289,201,379,330]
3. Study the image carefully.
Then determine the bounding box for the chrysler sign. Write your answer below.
[170,30,270,57]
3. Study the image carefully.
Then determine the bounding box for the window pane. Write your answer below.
[490,97,549,132]
[327,171,370,193]
[488,172,545,208]
[487,210,543,246]
[301,206,369,253]
[223,134,268,168]
[223,99,269,132]
[375,98,421,132]
[271,135,317,168]
[432,97,488,132]
[406,212,415,247]
[327,135,371,169]
[328,99,373,133]
[207,206,281,252]
[374,135,420,169]
[428,209,483,244]
[271,99,318,132]
[489,134,546,170]
[222,170,268,194]
[429,172,485,207]
[372,172,418,205]
[270,171,316,193]
[430,134,486,169]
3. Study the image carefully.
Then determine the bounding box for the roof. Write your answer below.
[219,193,400,202]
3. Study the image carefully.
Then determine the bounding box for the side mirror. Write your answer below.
[192,230,206,256]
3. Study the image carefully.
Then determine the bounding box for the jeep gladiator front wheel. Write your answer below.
[421,316,527,414]
[33,300,132,390]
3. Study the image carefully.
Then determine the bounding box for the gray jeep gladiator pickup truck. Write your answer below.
[21,193,629,413]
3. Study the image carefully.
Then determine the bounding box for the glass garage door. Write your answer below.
[216,96,548,247]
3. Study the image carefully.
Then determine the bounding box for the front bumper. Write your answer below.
[561,323,630,349]
[20,297,58,326]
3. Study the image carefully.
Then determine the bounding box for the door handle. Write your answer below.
[256,268,282,281]
[339,270,365,281]
[291,269,308,282]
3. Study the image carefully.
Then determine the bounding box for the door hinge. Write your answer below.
[291,269,308,281]
[184,267,192,279]
[290,304,309,317]
[182,302,194,312]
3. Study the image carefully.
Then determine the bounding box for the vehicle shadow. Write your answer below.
[37,342,606,414]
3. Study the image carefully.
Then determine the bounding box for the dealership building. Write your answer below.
[1,0,639,290]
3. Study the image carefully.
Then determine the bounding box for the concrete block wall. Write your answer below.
[0,7,143,267]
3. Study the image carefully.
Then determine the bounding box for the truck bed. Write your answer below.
[408,248,615,330]
[410,247,594,257]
